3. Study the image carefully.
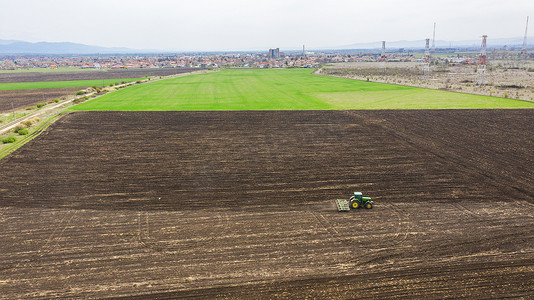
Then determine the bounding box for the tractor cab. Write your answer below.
[351,192,363,201]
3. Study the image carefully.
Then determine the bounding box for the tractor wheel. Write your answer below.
[352,201,360,209]
[365,202,373,209]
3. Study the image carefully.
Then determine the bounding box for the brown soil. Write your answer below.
[0,110,533,298]
[0,88,81,112]
[0,68,199,83]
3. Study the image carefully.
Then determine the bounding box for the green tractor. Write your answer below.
[349,192,373,209]
[335,192,373,211]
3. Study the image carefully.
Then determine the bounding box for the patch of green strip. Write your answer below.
[0,114,62,160]
[0,78,144,90]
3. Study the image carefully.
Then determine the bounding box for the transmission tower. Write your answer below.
[521,16,529,58]
[476,35,488,86]
[422,38,430,80]
[381,41,387,71]
[431,22,436,53]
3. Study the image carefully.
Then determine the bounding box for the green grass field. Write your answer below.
[72,69,534,111]
[0,78,143,90]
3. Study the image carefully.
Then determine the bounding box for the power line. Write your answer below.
[521,16,529,58]
[476,35,488,86]
[422,38,430,81]
[381,41,387,72]
[431,22,436,54]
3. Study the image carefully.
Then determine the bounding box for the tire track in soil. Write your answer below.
[308,202,412,267]
[0,206,8,219]
[117,258,534,299]
[513,200,534,216]
[309,211,339,236]
[382,203,411,248]
[505,200,534,222]
[453,200,534,219]
[451,202,483,219]
[0,210,78,272]
[353,203,413,268]
[38,210,79,256]
[137,210,230,256]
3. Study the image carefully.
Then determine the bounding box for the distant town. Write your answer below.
[1,47,530,71]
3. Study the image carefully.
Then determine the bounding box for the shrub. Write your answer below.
[136,80,141,84]
[109,83,114,87]
[13,125,24,133]
[2,137,16,144]
[76,91,84,95]
[23,120,33,127]
[17,129,29,135]
[121,81,126,84]
[84,96,89,100]
[26,106,35,110]
[54,99,59,103]
[36,103,45,108]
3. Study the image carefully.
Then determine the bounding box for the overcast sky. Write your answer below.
[0,0,531,51]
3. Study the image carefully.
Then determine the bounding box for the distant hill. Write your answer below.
[0,39,151,55]
[0,39,20,45]
[0,37,532,54]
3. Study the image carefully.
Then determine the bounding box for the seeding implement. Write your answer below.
[335,192,373,212]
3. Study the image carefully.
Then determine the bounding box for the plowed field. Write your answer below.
[0,68,197,83]
[1,110,533,298]
[0,88,81,112]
